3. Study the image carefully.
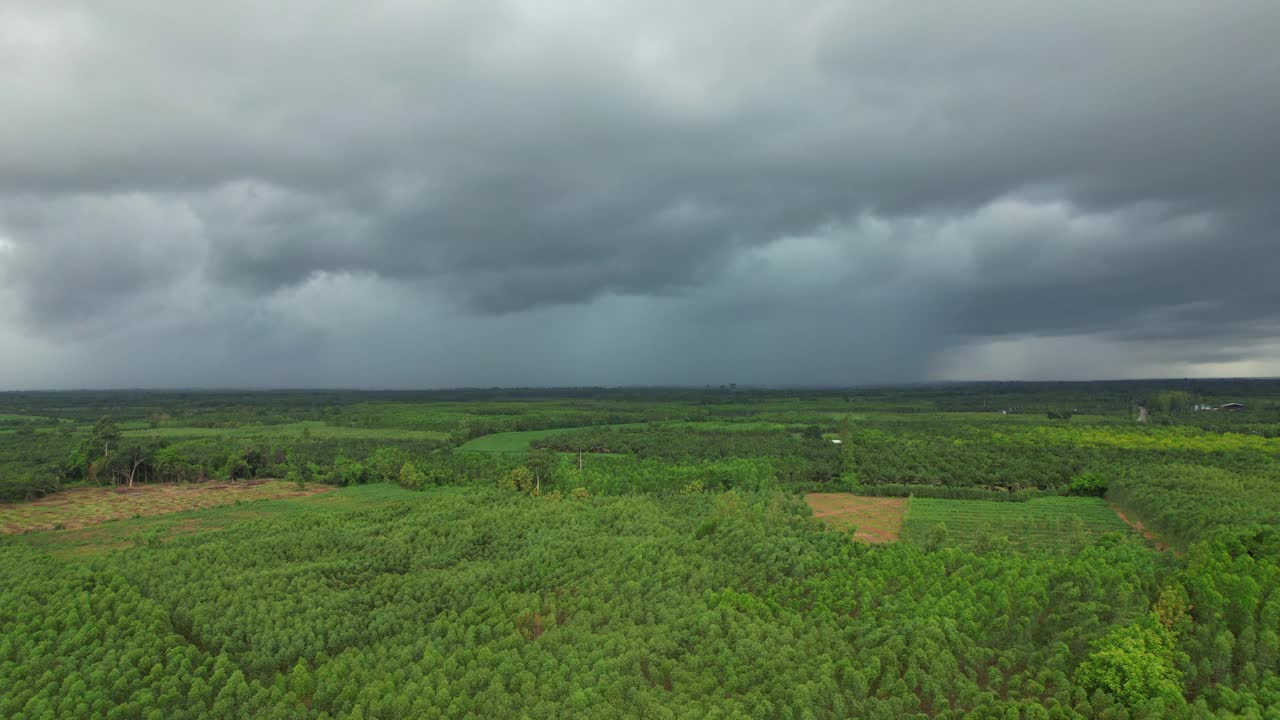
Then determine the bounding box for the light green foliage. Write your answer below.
[1069,471,1108,496]
[397,461,427,490]
[0,486,1172,718]
[332,454,366,486]
[500,466,535,494]
[365,446,411,483]
[1075,622,1183,707]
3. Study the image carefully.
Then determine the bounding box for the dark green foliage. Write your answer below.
[220,453,251,482]
[844,483,1047,502]
[0,471,60,502]
[847,421,1277,491]
[1107,464,1280,551]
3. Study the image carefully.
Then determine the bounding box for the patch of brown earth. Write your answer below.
[804,493,908,543]
[1110,504,1171,552]
[0,481,335,535]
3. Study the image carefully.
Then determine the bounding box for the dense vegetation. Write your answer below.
[2,382,1280,717]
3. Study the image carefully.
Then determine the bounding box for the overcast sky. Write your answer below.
[2,1,1279,389]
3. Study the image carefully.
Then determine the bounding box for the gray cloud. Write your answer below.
[1,0,1279,387]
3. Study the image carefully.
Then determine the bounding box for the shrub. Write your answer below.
[501,467,535,494]
[368,447,412,483]
[1069,472,1108,496]
[398,462,427,490]
[333,455,367,486]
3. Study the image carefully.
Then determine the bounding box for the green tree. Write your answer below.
[153,446,196,483]
[524,449,558,493]
[222,453,251,482]
[922,523,949,553]
[398,462,427,490]
[91,415,122,458]
[1075,623,1183,707]
[368,447,411,483]
[333,455,366,485]
[500,467,535,494]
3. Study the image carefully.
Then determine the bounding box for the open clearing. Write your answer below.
[805,493,908,543]
[0,480,334,535]
[16,484,416,559]
[902,496,1137,550]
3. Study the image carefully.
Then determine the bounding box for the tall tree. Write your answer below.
[91,416,122,458]
[524,449,558,493]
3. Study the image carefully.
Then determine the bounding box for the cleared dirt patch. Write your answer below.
[0,481,335,535]
[804,493,908,543]
[1110,504,1171,552]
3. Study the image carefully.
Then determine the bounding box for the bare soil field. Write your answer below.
[0,481,335,534]
[804,493,908,543]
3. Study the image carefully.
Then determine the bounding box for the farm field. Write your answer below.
[17,484,409,559]
[0,480,334,535]
[804,493,907,543]
[1,382,1279,717]
[900,496,1138,551]
[457,427,565,452]
[457,423,645,452]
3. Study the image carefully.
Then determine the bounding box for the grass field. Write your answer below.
[15,484,414,559]
[804,493,907,543]
[0,480,335,535]
[901,496,1138,550]
[458,422,647,452]
[662,420,804,432]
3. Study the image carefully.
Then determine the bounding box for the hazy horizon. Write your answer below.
[4,377,1279,394]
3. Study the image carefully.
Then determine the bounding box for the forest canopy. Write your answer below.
[2,384,1280,718]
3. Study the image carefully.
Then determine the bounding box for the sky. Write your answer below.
[2,1,1279,389]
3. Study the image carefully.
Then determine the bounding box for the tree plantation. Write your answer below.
[2,383,1280,718]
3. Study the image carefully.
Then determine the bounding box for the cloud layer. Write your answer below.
[2,0,1279,388]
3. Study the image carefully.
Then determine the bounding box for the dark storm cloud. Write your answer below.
[1,0,1279,387]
